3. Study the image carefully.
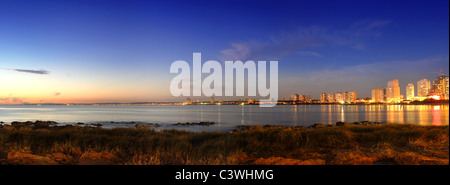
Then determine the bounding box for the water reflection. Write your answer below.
[291,105,298,126]
[432,106,442,126]
[328,105,332,125]
[217,105,221,125]
[386,105,404,124]
[241,105,245,126]
[0,104,448,131]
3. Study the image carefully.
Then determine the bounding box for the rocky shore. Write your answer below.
[174,121,216,126]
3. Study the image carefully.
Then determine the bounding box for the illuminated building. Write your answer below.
[328,93,336,103]
[417,79,431,98]
[431,70,449,100]
[210,96,215,104]
[344,91,356,103]
[306,95,311,103]
[386,79,401,102]
[446,76,449,100]
[300,95,306,102]
[344,92,349,103]
[291,94,299,101]
[336,92,344,103]
[406,83,415,100]
[349,91,356,103]
[185,98,192,105]
[371,87,384,103]
[320,93,327,103]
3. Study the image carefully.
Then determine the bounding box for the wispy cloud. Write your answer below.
[0,67,50,75]
[220,19,391,60]
[54,92,61,96]
[220,26,325,61]
[0,97,26,104]
[220,43,252,61]
[14,69,49,75]
[296,51,324,57]
[351,19,391,32]
[350,19,391,38]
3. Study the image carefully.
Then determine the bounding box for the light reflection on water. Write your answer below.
[0,104,448,131]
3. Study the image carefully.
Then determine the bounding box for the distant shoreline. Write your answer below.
[1,100,448,106]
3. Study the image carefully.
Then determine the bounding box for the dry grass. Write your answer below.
[0,123,448,165]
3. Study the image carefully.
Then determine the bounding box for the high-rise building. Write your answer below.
[344,91,356,103]
[305,95,311,103]
[349,91,356,103]
[386,79,401,102]
[431,70,449,100]
[299,95,306,102]
[417,79,431,98]
[336,92,344,103]
[320,93,327,103]
[291,94,299,101]
[371,87,384,103]
[345,92,349,103]
[328,93,336,103]
[185,98,192,105]
[445,76,449,100]
[210,96,215,104]
[406,83,415,100]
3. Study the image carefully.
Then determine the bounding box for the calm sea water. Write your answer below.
[0,104,448,131]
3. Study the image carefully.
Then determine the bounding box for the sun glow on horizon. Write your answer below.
[0,69,169,104]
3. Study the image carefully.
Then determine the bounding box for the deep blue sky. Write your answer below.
[0,0,448,103]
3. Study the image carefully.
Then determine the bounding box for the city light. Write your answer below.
[430,95,441,100]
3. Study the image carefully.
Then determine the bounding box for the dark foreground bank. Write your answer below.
[0,121,448,165]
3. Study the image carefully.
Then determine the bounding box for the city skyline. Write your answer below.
[5,71,446,104]
[368,72,449,103]
[0,0,449,104]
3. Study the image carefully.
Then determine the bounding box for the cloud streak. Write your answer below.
[13,69,50,75]
[0,67,50,75]
[220,26,325,61]
[220,20,391,60]
[296,51,324,57]
[351,19,391,32]
[0,97,26,104]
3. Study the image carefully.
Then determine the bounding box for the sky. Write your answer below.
[0,0,449,104]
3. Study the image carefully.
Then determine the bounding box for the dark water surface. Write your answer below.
[0,104,448,131]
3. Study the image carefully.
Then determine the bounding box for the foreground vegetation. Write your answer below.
[0,121,448,165]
